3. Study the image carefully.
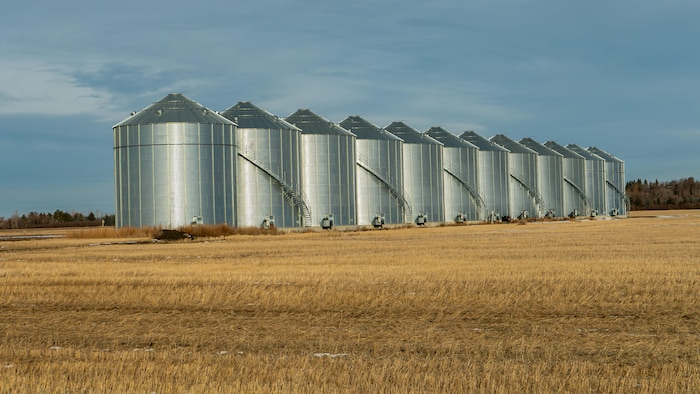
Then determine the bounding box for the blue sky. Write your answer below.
[1,0,699,217]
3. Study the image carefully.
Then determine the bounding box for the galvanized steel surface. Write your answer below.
[519,138,564,217]
[566,144,607,216]
[220,102,305,228]
[286,110,357,227]
[544,141,588,217]
[426,127,482,221]
[458,131,510,219]
[340,116,407,225]
[587,146,627,215]
[490,135,541,218]
[385,122,444,223]
[113,94,237,228]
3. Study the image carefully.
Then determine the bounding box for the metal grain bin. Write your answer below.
[519,138,565,218]
[285,110,357,227]
[490,134,542,219]
[544,141,588,217]
[113,93,237,228]
[385,122,444,224]
[339,116,407,226]
[426,127,483,221]
[220,102,307,228]
[587,146,627,216]
[458,131,510,221]
[566,144,607,216]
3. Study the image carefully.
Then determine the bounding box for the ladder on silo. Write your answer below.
[444,164,486,220]
[510,171,546,218]
[563,176,590,213]
[356,153,412,223]
[237,145,312,226]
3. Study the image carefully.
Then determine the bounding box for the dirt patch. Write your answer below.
[154,229,194,241]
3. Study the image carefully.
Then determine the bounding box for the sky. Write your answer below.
[1,0,699,217]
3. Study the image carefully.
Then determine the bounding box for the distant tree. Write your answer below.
[626,177,700,210]
[53,210,74,223]
[102,214,115,226]
[9,212,20,229]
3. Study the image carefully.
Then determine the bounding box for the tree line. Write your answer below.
[0,210,115,230]
[626,177,700,210]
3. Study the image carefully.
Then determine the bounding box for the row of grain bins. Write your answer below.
[113,94,627,229]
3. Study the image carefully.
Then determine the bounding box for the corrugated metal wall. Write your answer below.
[520,138,564,217]
[588,147,627,215]
[426,127,482,221]
[459,131,510,220]
[341,116,407,225]
[113,94,237,229]
[385,122,444,224]
[544,141,588,217]
[490,135,540,218]
[567,144,607,216]
[221,102,305,228]
[286,110,357,227]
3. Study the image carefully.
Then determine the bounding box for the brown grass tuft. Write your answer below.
[65,224,283,239]
[66,226,159,239]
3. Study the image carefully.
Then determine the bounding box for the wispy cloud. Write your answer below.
[0,61,115,117]
[70,62,183,96]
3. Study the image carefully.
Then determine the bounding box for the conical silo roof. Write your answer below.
[459,131,509,152]
[566,144,605,161]
[490,134,538,154]
[220,101,300,131]
[587,146,624,163]
[285,109,355,136]
[384,121,442,145]
[114,93,234,127]
[425,127,478,149]
[339,116,402,141]
[519,138,563,157]
[544,141,585,159]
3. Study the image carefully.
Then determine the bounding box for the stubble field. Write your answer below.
[1,211,699,392]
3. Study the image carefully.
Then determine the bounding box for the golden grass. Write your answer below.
[66,226,159,239]
[64,224,282,239]
[1,210,699,392]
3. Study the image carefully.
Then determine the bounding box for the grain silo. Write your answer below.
[425,127,483,222]
[490,134,542,219]
[339,116,408,226]
[113,93,237,228]
[458,131,510,221]
[385,122,444,224]
[544,141,588,217]
[566,144,607,216]
[285,110,357,227]
[587,146,627,216]
[519,138,564,218]
[220,102,307,228]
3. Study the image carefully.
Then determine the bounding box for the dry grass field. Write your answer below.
[1,210,699,392]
